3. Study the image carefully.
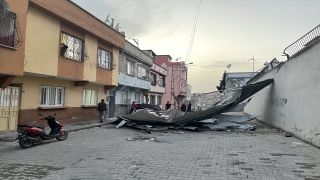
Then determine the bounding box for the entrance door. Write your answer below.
[0,86,20,131]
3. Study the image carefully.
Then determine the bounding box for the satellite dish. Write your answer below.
[264,61,269,65]
[226,64,231,69]
[161,63,165,67]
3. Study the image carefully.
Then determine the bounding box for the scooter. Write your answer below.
[16,113,68,148]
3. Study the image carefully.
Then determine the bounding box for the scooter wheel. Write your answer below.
[19,136,34,148]
[56,131,68,141]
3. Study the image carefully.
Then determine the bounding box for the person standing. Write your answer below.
[187,102,192,112]
[165,101,171,110]
[97,99,107,123]
[181,102,187,112]
[131,101,138,114]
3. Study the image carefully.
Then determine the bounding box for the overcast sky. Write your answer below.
[73,0,320,92]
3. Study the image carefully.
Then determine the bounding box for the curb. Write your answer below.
[0,122,111,142]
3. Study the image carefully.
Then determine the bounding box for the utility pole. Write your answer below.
[248,55,256,73]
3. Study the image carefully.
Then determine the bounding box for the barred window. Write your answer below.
[40,86,65,106]
[151,73,157,85]
[82,89,98,105]
[98,48,112,70]
[150,95,156,105]
[158,75,165,86]
[157,96,162,105]
[60,32,83,61]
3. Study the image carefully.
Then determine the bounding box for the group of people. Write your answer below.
[97,99,194,123]
[165,101,192,113]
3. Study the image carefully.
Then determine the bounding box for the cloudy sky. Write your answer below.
[73,0,320,92]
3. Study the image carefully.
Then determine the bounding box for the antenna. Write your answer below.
[104,14,110,25]
[128,38,139,48]
[114,23,121,31]
[248,55,256,73]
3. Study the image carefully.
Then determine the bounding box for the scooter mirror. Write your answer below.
[38,113,43,116]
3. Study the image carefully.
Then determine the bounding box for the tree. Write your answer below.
[216,71,226,93]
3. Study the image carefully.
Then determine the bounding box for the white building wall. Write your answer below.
[244,41,320,147]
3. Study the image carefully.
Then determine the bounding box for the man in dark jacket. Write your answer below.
[187,102,192,112]
[181,102,187,112]
[97,99,107,123]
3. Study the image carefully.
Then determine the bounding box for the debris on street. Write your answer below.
[114,79,274,134]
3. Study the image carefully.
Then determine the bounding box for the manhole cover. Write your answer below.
[127,137,155,142]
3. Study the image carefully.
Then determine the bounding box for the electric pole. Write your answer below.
[248,55,256,73]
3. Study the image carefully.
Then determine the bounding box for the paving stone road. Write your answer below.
[0,120,319,180]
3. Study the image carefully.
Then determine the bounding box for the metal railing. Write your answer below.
[0,8,23,47]
[283,24,320,60]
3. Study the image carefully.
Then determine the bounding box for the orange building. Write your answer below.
[0,0,125,130]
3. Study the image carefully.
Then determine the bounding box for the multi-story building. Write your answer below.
[111,40,152,117]
[154,56,188,109]
[143,50,167,110]
[0,0,125,131]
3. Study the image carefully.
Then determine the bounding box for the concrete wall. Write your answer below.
[244,41,320,147]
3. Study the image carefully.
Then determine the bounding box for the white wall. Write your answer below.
[244,42,320,147]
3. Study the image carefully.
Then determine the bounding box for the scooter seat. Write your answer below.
[33,125,45,129]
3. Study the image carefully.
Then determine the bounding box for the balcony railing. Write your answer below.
[0,8,23,48]
[283,24,320,60]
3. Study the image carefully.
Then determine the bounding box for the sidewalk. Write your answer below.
[0,118,118,142]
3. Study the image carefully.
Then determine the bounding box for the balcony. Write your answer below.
[0,8,23,48]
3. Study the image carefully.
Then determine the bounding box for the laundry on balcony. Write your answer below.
[114,79,274,133]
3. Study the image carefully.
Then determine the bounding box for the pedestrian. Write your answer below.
[181,102,187,112]
[131,101,138,114]
[165,101,171,110]
[97,99,107,123]
[187,102,192,112]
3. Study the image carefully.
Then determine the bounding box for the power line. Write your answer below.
[185,0,202,64]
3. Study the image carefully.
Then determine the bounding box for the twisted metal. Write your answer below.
[283,24,320,60]
[0,8,23,47]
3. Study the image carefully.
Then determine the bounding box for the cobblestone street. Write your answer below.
[0,121,319,180]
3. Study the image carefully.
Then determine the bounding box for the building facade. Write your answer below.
[154,56,188,109]
[0,0,125,131]
[112,41,152,117]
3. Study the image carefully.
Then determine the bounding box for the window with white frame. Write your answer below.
[135,92,141,103]
[98,48,112,70]
[151,73,157,85]
[138,66,147,79]
[150,95,156,105]
[82,89,98,105]
[157,96,162,105]
[60,32,83,61]
[121,91,128,104]
[40,86,65,106]
[158,75,164,86]
[127,60,134,75]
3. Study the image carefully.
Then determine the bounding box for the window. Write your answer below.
[138,66,147,79]
[135,92,141,103]
[158,75,165,86]
[151,73,157,85]
[150,95,156,105]
[98,48,113,70]
[60,32,83,61]
[157,96,162,105]
[127,60,134,75]
[82,89,97,105]
[40,86,65,106]
[121,91,129,104]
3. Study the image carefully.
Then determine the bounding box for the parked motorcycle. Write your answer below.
[16,113,68,148]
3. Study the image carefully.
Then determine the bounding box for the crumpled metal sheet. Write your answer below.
[211,114,258,123]
[116,79,273,132]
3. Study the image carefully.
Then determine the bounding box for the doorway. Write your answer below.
[0,85,20,131]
